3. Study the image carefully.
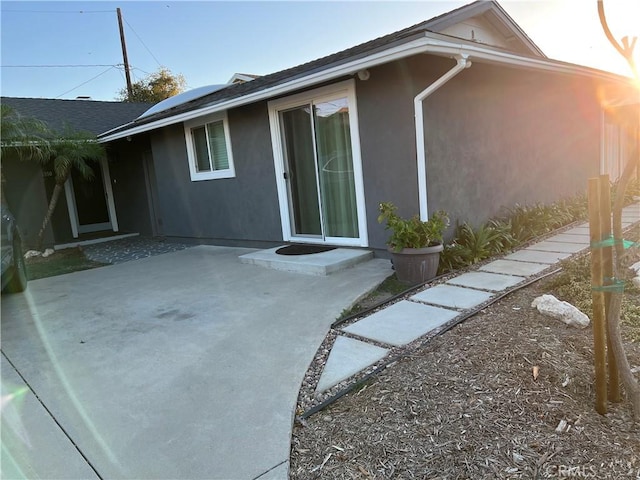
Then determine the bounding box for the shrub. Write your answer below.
[439,222,517,273]
[439,193,589,274]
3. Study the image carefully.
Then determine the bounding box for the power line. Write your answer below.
[130,66,153,77]
[123,17,162,67]
[54,66,119,99]
[1,64,118,68]
[2,9,114,14]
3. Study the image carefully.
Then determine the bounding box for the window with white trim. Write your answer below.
[184,113,235,181]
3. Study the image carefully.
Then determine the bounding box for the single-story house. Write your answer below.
[1,97,151,248]
[97,0,638,255]
[9,1,636,254]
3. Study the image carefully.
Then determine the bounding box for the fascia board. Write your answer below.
[424,38,636,84]
[98,35,636,143]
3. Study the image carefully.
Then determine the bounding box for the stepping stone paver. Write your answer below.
[548,233,590,244]
[315,335,389,392]
[504,249,572,264]
[480,259,549,277]
[446,271,525,292]
[526,240,586,254]
[342,300,458,347]
[312,202,640,400]
[411,284,493,310]
[623,205,639,214]
[562,226,590,235]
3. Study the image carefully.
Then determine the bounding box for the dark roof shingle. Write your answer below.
[0,97,151,135]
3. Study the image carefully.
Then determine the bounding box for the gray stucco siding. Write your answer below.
[149,102,282,244]
[422,63,601,228]
[353,55,602,251]
[356,55,476,249]
[139,55,606,252]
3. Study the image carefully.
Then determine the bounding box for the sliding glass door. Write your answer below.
[277,95,360,243]
[269,80,367,246]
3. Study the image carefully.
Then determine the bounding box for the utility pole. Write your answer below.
[117,7,133,98]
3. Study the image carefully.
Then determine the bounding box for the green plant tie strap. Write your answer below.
[592,278,625,293]
[590,235,638,249]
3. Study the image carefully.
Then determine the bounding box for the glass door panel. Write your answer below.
[314,98,358,238]
[280,107,322,236]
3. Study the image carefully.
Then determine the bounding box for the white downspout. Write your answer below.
[415,54,471,220]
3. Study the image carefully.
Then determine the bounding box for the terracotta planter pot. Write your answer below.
[389,244,443,285]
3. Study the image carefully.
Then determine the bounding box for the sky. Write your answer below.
[1,0,639,102]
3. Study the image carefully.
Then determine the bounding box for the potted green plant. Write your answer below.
[378,202,449,285]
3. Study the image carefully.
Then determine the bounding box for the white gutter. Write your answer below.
[414,54,471,221]
[99,34,636,143]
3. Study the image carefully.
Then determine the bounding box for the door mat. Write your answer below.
[276,245,337,256]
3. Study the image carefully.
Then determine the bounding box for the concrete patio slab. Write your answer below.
[1,246,392,480]
[526,240,586,254]
[480,259,549,277]
[315,336,389,393]
[410,284,493,310]
[447,271,526,292]
[547,233,590,244]
[255,461,289,479]
[342,300,459,347]
[239,247,373,275]
[503,249,572,264]
[1,356,100,480]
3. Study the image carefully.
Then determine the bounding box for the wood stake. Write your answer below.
[588,178,607,415]
[599,174,620,402]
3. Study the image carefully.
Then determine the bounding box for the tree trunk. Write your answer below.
[37,181,64,251]
[608,134,640,419]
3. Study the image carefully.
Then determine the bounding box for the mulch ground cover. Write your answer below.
[290,264,640,479]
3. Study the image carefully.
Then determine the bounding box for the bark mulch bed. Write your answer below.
[290,275,640,479]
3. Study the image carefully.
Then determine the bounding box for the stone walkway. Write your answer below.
[83,236,192,264]
[313,203,640,396]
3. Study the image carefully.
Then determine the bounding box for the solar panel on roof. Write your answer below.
[137,84,229,119]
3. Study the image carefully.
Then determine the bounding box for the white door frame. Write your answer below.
[64,158,118,238]
[268,79,368,247]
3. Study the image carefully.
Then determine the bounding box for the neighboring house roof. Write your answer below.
[98,0,637,142]
[1,97,151,136]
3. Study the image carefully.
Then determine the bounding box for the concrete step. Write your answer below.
[239,247,373,275]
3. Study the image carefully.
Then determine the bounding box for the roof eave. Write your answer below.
[98,35,637,143]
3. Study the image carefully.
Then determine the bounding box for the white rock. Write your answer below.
[531,294,590,329]
[630,261,640,275]
[42,248,55,258]
[24,250,42,258]
[555,419,568,433]
[633,276,640,289]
